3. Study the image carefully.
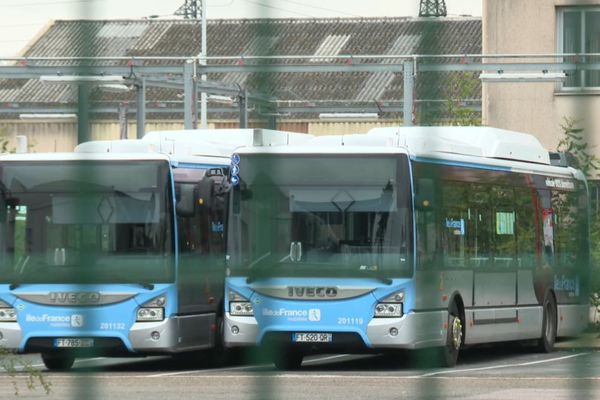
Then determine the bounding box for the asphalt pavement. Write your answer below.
[1,333,599,400]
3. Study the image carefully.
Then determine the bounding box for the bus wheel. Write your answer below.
[273,349,303,370]
[41,353,75,371]
[440,301,463,367]
[537,294,557,353]
[208,316,231,367]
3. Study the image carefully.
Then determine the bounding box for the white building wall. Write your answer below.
[483,0,600,154]
[0,121,188,153]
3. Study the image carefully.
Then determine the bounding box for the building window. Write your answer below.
[558,8,600,90]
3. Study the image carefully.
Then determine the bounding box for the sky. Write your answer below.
[0,0,482,56]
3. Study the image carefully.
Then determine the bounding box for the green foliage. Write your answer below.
[0,128,13,154]
[0,348,51,396]
[558,117,600,179]
[443,72,481,126]
[0,129,35,154]
[557,117,600,325]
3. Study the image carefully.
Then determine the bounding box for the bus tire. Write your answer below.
[208,316,231,367]
[273,349,303,370]
[440,301,463,368]
[41,353,75,371]
[537,293,557,353]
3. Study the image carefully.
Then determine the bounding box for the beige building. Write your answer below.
[0,17,481,153]
[483,0,600,155]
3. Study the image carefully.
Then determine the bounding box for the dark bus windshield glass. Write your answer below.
[228,154,412,279]
[0,160,174,284]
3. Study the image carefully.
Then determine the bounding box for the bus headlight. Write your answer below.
[228,290,254,316]
[136,307,164,321]
[229,302,254,316]
[374,303,403,318]
[374,290,404,318]
[136,295,166,322]
[0,300,16,322]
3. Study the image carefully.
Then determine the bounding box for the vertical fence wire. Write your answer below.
[13,2,597,398]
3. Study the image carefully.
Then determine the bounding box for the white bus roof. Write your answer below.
[238,126,586,180]
[1,128,306,165]
[0,152,171,162]
[369,126,550,165]
[242,126,550,165]
[72,128,310,163]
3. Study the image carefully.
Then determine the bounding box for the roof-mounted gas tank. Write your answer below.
[368,126,551,165]
[75,128,309,158]
[75,139,155,154]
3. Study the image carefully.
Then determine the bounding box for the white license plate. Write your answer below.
[54,338,94,348]
[293,333,333,343]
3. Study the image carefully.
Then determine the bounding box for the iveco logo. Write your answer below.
[287,287,338,298]
[48,292,102,305]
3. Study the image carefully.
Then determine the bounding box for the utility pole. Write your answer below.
[199,0,207,129]
[176,0,207,129]
[418,0,447,17]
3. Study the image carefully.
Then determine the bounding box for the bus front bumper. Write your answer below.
[0,322,22,350]
[3,314,216,355]
[366,310,447,349]
[129,314,216,354]
[224,313,259,347]
[223,310,448,350]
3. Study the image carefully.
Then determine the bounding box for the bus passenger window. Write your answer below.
[551,190,580,268]
[415,178,438,269]
[492,187,517,268]
[441,182,470,269]
[515,188,539,269]
[466,187,492,269]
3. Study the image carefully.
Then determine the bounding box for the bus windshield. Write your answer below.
[228,154,413,280]
[0,160,174,285]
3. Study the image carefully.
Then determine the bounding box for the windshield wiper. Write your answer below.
[246,263,274,284]
[245,252,275,283]
[357,266,393,285]
[121,280,155,290]
[111,274,155,290]
[9,263,44,289]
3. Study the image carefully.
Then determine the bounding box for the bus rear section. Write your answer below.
[0,154,229,369]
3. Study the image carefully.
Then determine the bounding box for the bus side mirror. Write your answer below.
[176,183,196,217]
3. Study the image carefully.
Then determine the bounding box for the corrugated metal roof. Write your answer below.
[0,17,482,120]
[96,23,148,38]
[355,34,421,101]
[310,34,351,62]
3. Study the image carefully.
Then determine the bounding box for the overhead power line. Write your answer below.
[0,0,99,8]
[239,0,315,17]
[278,0,361,17]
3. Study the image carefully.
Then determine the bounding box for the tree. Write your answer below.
[557,117,600,179]
[442,72,481,126]
[557,117,600,325]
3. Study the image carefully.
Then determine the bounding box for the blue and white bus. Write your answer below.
[0,129,272,370]
[224,127,590,369]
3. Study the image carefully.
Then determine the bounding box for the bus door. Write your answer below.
[471,186,518,326]
[174,167,228,347]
